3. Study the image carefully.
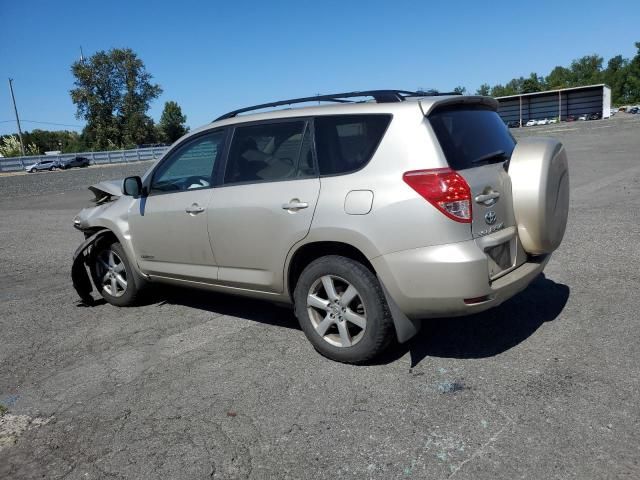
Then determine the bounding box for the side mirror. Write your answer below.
[123,176,143,196]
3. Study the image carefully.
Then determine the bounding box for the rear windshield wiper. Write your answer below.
[471,150,509,166]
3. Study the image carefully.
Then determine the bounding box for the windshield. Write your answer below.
[429,106,516,170]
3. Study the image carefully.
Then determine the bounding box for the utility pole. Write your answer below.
[8,78,26,157]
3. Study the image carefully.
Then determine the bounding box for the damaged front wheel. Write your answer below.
[90,241,140,306]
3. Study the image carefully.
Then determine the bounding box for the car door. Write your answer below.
[128,130,226,282]
[208,119,320,293]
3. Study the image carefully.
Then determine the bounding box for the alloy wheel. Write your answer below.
[96,249,127,297]
[307,275,367,347]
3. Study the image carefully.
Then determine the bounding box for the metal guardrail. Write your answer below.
[0,146,170,172]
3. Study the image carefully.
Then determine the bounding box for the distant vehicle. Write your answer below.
[548,118,558,124]
[56,156,90,169]
[565,115,577,122]
[25,159,57,173]
[507,120,520,128]
[526,119,537,127]
[537,118,549,126]
[578,114,588,121]
[610,109,617,116]
[630,107,639,114]
[588,112,602,121]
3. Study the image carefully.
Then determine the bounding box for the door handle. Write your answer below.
[475,191,500,206]
[282,200,309,211]
[185,203,205,215]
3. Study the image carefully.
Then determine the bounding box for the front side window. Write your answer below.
[150,131,225,193]
[224,121,312,185]
[314,115,391,176]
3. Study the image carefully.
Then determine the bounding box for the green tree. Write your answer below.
[624,42,640,103]
[569,54,604,86]
[453,85,467,95]
[0,135,39,157]
[521,73,546,93]
[70,48,162,149]
[604,55,629,104]
[157,101,189,143]
[475,83,491,96]
[546,66,574,89]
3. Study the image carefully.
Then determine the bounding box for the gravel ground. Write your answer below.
[1,114,639,479]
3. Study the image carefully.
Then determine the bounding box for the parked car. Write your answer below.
[56,156,91,169]
[578,114,588,121]
[548,118,558,124]
[610,109,617,116]
[587,112,602,121]
[537,118,550,126]
[630,107,639,114]
[525,119,537,126]
[25,159,58,173]
[506,120,520,128]
[565,115,577,122]
[71,90,570,364]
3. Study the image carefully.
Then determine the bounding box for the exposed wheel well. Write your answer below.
[288,242,375,298]
[83,228,119,246]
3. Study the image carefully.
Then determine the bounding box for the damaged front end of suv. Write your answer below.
[71,179,142,305]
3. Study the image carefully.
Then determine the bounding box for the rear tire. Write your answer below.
[294,255,395,364]
[90,241,140,307]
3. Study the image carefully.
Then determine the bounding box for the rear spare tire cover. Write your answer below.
[509,138,569,255]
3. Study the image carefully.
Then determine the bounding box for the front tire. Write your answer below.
[294,255,396,364]
[90,241,140,307]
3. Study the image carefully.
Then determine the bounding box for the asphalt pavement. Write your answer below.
[1,114,639,479]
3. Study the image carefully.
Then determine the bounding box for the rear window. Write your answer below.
[429,106,515,170]
[315,114,390,175]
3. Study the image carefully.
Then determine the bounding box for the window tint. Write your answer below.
[224,121,310,184]
[151,131,224,193]
[428,107,516,170]
[314,115,390,175]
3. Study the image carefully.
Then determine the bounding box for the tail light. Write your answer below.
[403,168,472,223]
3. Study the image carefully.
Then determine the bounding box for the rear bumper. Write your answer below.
[371,239,549,319]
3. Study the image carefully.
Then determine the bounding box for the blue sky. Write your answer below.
[1,0,639,135]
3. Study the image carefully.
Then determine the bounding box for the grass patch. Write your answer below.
[0,404,7,416]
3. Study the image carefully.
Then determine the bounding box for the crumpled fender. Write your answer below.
[71,229,110,305]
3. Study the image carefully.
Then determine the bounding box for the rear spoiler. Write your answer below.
[419,95,499,116]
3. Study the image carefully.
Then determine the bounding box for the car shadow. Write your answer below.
[156,286,301,331]
[130,274,568,366]
[406,274,570,367]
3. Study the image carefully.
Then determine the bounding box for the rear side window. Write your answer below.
[224,121,311,184]
[315,115,390,175]
[429,107,515,170]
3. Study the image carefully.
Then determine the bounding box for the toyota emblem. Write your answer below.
[484,210,497,225]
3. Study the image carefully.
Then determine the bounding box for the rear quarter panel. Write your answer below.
[307,106,473,260]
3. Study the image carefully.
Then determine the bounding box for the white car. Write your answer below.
[537,118,549,126]
[548,118,558,124]
[526,119,537,127]
[578,114,588,121]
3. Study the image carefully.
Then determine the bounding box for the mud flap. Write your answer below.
[71,229,110,305]
[378,276,421,343]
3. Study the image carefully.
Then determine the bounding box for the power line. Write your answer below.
[0,119,83,128]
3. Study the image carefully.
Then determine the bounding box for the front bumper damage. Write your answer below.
[71,228,110,305]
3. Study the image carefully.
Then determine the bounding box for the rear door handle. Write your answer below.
[475,191,500,205]
[282,200,309,211]
[185,203,205,215]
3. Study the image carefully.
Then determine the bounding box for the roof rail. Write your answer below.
[214,89,461,121]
